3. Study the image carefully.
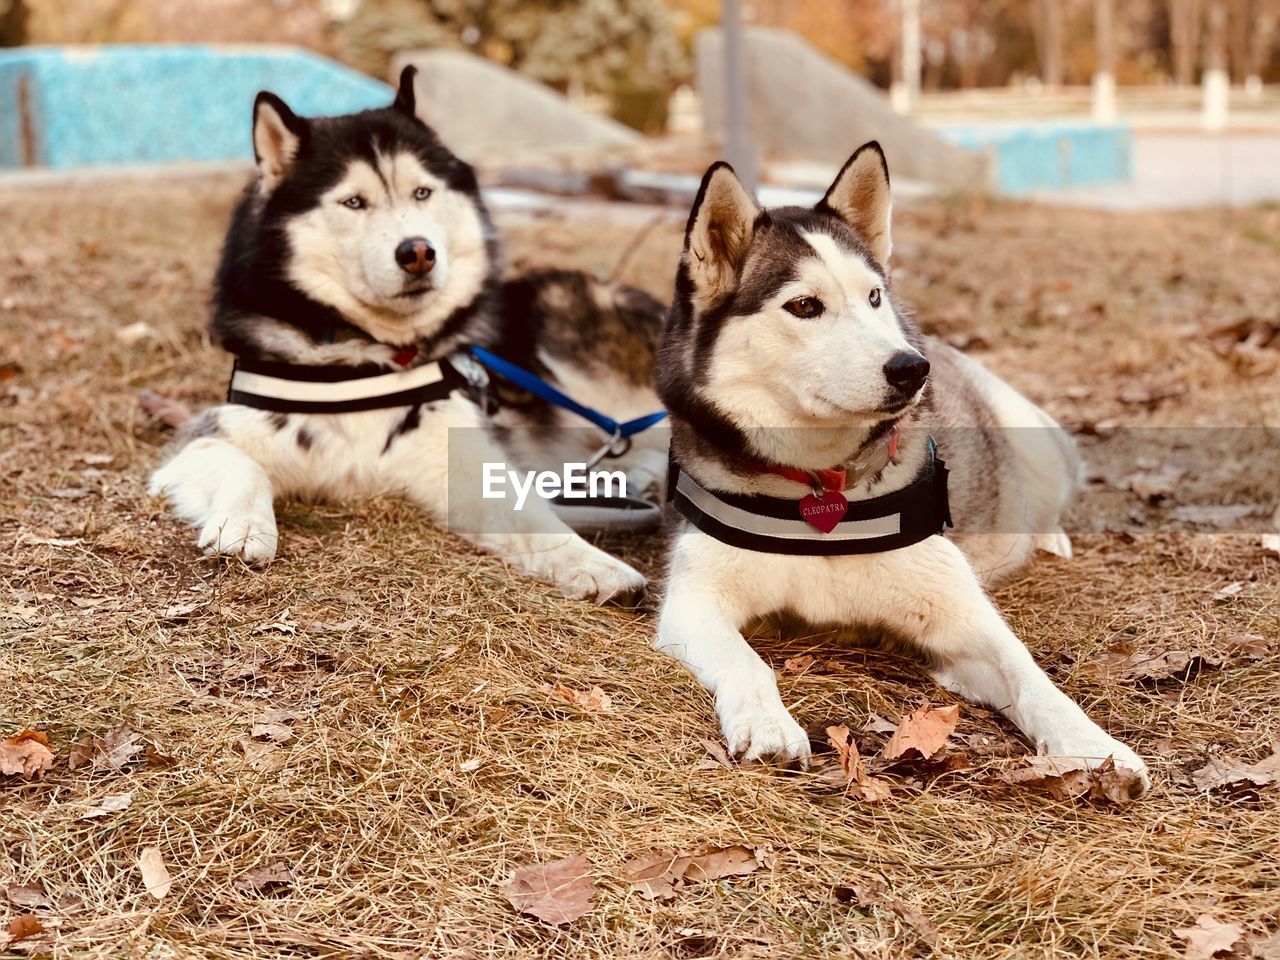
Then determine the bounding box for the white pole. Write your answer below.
[722,0,757,191]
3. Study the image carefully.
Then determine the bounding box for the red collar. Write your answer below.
[735,426,900,494]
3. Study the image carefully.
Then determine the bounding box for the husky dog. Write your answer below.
[654,143,1148,790]
[150,67,663,603]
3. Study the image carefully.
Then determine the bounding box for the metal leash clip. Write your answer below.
[450,350,497,415]
[585,427,632,470]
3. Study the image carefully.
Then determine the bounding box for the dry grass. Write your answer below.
[1,174,1278,959]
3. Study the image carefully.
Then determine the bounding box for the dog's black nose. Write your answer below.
[883,352,930,394]
[395,237,435,275]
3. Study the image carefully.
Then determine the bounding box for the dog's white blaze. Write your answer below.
[800,231,900,338]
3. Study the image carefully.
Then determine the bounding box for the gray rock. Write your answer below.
[696,27,990,190]
[390,49,641,166]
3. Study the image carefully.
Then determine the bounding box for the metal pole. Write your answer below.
[722,0,757,191]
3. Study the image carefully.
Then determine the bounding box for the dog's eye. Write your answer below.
[869,287,882,308]
[341,196,366,210]
[413,186,433,201]
[783,296,824,319]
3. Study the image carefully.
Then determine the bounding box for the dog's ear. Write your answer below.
[818,141,892,268]
[392,65,419,119]
[253,92,308,191]
[684,162,762,304]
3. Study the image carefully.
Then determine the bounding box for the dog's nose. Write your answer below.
[395,237,435,275]
[883,352,930,394]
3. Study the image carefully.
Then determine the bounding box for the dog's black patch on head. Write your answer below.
[296,428,314,451]
[382,403,421,455]
[267,411,289,431]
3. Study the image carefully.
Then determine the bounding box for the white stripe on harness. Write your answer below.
[675,471,902,541]
[230,361,446,404]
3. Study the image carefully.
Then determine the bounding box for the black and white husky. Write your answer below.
[150,68,665,603]
[654,144,1148,789]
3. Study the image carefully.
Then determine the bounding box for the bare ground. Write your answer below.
[1,174,1278,959]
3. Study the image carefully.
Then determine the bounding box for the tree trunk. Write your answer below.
[1170,0,1203,86]
[1035,0,1064,88]
[1093,0,1117,121]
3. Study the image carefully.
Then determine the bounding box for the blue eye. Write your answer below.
[341,196,365,210]
[869,287,882,308]
[413,186,432,201]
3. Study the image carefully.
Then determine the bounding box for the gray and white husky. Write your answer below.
[654,143,1148,789]
[150,67,664,603]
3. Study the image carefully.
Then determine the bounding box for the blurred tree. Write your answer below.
[0,0,27,46]
[1169,0,1203,83]
[340,0,686,132]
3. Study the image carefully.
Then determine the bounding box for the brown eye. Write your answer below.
[869,287,882,308]
[784,296,824,319]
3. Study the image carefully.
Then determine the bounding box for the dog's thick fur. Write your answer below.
[654,144,1148,789]
[150,68,664,602]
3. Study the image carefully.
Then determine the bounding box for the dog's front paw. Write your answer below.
[717,686,811,766]
[198,511,279,565]
[543,541,646,606]
[1047,733,1150,796]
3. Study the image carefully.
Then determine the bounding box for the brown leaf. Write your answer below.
[862,713,898,735]
[6,914,44,942]
[137,846,172,899]
[81,793,133,820]
[68,725,146,773]
[696,739,735,770]
[783,655,815,674]
[5,886,50,910]
[239,739,287,772]
[544,683,612,713]
[137,389,193,428]
[882,703,960,761]
[503,854,595,924]
[825,725,894,802]
[1175,914,1244,959]
[830,874,937,946]
[250,708,300,744]
[1212,581,1244,603]
[234,860,296,895]
[0,729,55,779]
[1087,647,1219,683]
[1191,746,1280,792]
[1002,756,1143,804]
[624,846,766,901]
[1252,931,1280,959]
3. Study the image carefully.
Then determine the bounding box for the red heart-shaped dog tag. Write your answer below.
[799,490,848,533]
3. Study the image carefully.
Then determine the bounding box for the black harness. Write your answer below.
[668,441,952,556]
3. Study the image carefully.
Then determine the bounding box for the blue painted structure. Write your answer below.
[0,45,392,170]
[932,122,1133,195]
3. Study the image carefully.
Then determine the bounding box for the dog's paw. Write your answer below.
[543,541,646,606]
[197,511,279,565]
[718,689,811,766]
[1047,735,1150,796]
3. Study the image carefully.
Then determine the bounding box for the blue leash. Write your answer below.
[468,345,667,441]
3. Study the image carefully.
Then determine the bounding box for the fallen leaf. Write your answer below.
[1252,931,1280,959]
[544,683,612,713]
[825,725,893,802]
[1212,581,1244,603]
[624,845,767,901]
[862,713,898,735]
[162,600,206,621]
[1191,746,1280,792]
[6,914,43,941]
[1002,756,1143,804]
[503,854,595,924]
[234,860,295,895]
[68,725,145,772]
[238,739,286,772]
[1175,914,1244,959]
[251,708,300,744]
[696,739,735,770]
[5,886,50,910]
[882,703,960,761]
[783,655,815,674]
[137,846,172,899]
[0,729,55,779]
[137,389,193,428]
[830,874,937,946]
[81,793,133,820]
